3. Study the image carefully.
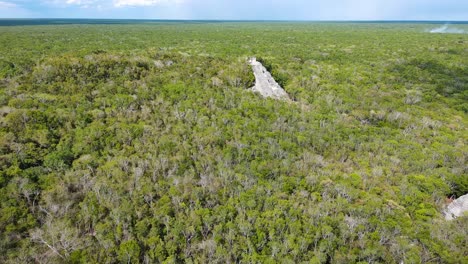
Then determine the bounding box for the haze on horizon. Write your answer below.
[0,0,467,21]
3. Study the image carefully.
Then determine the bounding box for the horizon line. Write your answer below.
[0,18,467,22]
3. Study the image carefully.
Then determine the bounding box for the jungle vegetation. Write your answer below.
[0,22,467,263]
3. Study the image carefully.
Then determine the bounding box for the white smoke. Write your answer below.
[429,24,465,34]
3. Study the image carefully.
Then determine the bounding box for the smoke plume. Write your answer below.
[429,24,465,34]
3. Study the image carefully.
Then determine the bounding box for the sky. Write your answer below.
[0,0,467,20]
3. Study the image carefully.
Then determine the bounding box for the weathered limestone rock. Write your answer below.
[249,57,289,100]
[445,194,468,220]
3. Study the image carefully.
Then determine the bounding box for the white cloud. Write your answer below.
[0,1,17,8]
[113,0,184,7]
[0,1,34,17]
[45,0,101,8]
[44,0,184,8]
[65,0,97,5]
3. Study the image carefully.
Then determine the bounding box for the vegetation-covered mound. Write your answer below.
[0,23,467,263]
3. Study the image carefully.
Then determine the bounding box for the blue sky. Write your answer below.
[0,0,467,20]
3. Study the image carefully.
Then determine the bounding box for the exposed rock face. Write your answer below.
[249,57,289,100]
[445,194,468,220]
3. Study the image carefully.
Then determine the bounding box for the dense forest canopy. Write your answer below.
[0,22,467,263]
